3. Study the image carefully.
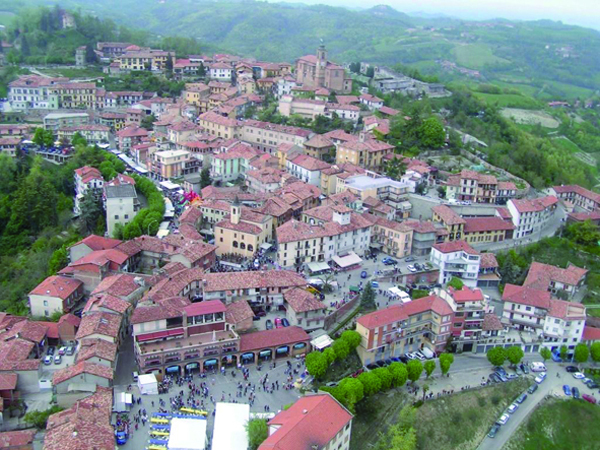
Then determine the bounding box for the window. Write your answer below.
[43,300,49,306]
[114,215,119,219]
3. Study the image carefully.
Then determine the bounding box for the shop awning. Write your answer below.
[349,286,360,293]
[307,261,330,273]
[311,334,333,350]
[260,243,272,250]
[332,252,362,268]
[137,329,184,342]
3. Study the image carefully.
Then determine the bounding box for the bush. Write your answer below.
[491,394,501,405]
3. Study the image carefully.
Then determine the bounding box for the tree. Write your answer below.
[373,367,393,391]
[506,346,525,366]
[78,189,103,235]
[200,167,212,188]
[323,347,336,365]
[384,157,407,181]
[340,330,362,351]
[447,277,464,290]
[246,418,268,450]
[24,405,63,429]
[406,359,423,383]
[591,342,600,363]
[306,352,329,378]
[336,377,364,413]
[563,220,600,247]
[113,222,125,239]
[423,360,436,378]
[418,116,445,149]
[71,132,88,147]
[438,353,454,376]
[486,347,506,367]
[388,362,408,387]
[422,383,430,402]
[165,53,174,75]
[366,66,375,78]
[574,343,590,365]
[374,406,417,450]
[123,221,142,240]
[85,44,97,64]
[360,283,376,310]
[540,347,552,362]
[436,186,446,199]
[33,128,55,148]
[197,62,206,77]
[358,371,382,396]
[332,338,350,361]
[141,114,156,131]
[20,35,30,58]
[560,345,569,361]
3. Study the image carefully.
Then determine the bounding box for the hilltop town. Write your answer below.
[0,14,600,450]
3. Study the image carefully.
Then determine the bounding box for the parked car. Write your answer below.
[528,384,538,394]
[585,380,599,389]
[565,366,578,373]
[255,310,267,317]
[405,256,415,262]
[497,373,508,382]
[54,355,62,365]
[514,367,523,376]
[371,281,379,288]
[530,362,546,372]
[407,265,417,272]
[58,346,66,356]
[252,316,261,321]
[265,320,273,330]
[582,377,593,385]
[563,385,572,396]
[282,318,290,327]
[351,369,364,378]
[366,364,378,370]
[572,387,581,399]
[376,360,387,368]
[572,372,585,379]
[582,394,597,404]
[43,355,53,365]
[487,424,500,438]
[515,393,527,404]
[489,373,501,383]
[507,403,519,414]
[506,373,518,380]
[325,382,338,387]
[66,346,75,356]
[496,413,510,426]
[399,356,409,363]
[274,318,283,328]
[361,271,368,279]
[383,257,398,266]
[535,373,547,384]
[132,372,139,382]
[46,346,55,356]
[413,351,426,361]
[521,364,530,375]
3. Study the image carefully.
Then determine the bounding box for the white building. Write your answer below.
[359,93,384,110]
[325,103,360,124]
[507,196,558,239]
[105,184,140,237]
[430,240,481,287]
[209,62,233,81]
[74,166,104,215]
[276,76,297,99]
[283,287,328,332]
[286,154,331,186]
[28,275,84,317]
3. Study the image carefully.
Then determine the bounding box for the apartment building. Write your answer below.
[338,174,413,213]
[463,217,515,245]
[53,83,98,109]
[214,202,273,258]
[98,112,127,132]
[29,275,84,317]
[445,170,517,204]
[367,215,413,258]
[209,62,234,81]
[58,125,110,145]
[8,75,65,111]
[430,240,481,287]
[0,137,20,157]
[118,49,174,71]
[432,205,465,241]
[282,287,327,332]
[286,154,331,186]
[507,196,558,239]
[43,113,89,132]
[148,149,195,180]
[198,111,240,139]
[105,184,140,237]
[356,295,454,364]
[303,134,335,161]
[211,142,260,183]
[116,125,149,152]
[74,166,104,215]
[551,184,600,212]
[241,120,313,154]
[335,134,394,170]
[523,261,587,299]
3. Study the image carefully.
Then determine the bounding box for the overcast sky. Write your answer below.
[276,0,600,29]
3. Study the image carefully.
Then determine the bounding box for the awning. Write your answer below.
[349,286,360,293]
[307,261,330,273]
[156,229,170,238]
[260,243,272,250]
[137,329,184,342]
[311,334,333,350]
[332,251,362,268]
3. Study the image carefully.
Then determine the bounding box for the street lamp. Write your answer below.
[147,219,159,236]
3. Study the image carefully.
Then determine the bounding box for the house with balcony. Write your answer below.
[430,240,481,287]
[507,196,558,239]
[282,287,327,332]
[367,215,413,258]
[74,166,104,215]
[432,205,465,242]
[522,261,587,300]
[438,286,487,345]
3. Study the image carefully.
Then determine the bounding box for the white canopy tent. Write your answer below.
[332,252,362,268]
[212,403,249,450]
[113,392,133,412]
[137,373,158,395]
[388,287,411,303]
[311,334,334,350]
[168,418,207,450]
[307,261,330,273]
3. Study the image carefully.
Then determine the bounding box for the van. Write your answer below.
[420,347,435,359]
[531,362,546,372]
[132,371,139,382]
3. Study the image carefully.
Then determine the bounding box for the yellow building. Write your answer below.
[198,111,240,139]
[118,50,174,71]
[432,205,466,242]
[463,217,515,245]
[336,134,394,170]
[276,143,304,170]
[214,202,273,258]
[148,149,191,180]
[53,83,98,109]
[184,83,210,110]
[368,215,413,258]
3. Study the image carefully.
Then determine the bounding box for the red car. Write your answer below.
[274,317,283,328]
[582,394,597,404]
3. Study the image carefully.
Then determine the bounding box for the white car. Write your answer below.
[413,351,426,361]
[507,403,519,414]
[572,372,585,379]
[407,265,417,272]
[496,413,510,425]
[535,372,547,384]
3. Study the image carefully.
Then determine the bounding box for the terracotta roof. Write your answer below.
[449,286,484,303]
[583,326,600,341]
[77,339,118,363]
[502,284,551,309]
[283,288,327,313]
[0,373,18,391]
[240,326,309,352]
[70,248,129,267]
[403,220,438,234]
[52,361,113,386]
[464,217,515,233]
[304,134,334,148]
[370,215,413,233]
[74,166,103,184]
[204,270,306,293]
[247,167,284,185]
[498,181,517,191]
[260,394,352,450]
[479,252,499,269]
[0,320,48,344]
[198,111,239,128]
[91,273,140,298]
[36,321,59,339]
[225,300,254,325]
[131,297,191,324]
[553,184,600,203]
[548,298,585,320]
[107,173,135,187]
[0,338,38,371]
[482,314,504,331]
[75,312,122,340]
[244,120,312,138]
[83,293,131,315]
[568,211,600,222]
[116,125,149,138]
[58,313,81,328]
[379,106,400,116]
[510,196,558,213]
[432,205,465,226]
[358,295,452,329]
[215,219,262,235]
[432,240,479,255]
[0,430,36,448]
[496,208,512,220]
[256,197,293,217]
[277,211,372,244]
[29,276,82,300]
[523,262,587,290]
[289,154,331,172]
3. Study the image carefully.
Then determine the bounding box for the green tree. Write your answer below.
[385,157,407,181]
[24,405,63,429]
[358,371,382,396]
[48,244,70,275]
[423,360,436,378]
[305,351,329,378]
[33,128,55,147]
[506,346,525,366]
[360,283,376,310]
[439,353,454,376]
[340,330,362,350]
[560,345,569,361]
[590,342,600,363]
[123,221,142,240]
[332,338,350,361]
[200,167,212,188]
[447,277,464,290]
[246,418,268,450]
[141,114,156,131]
[373,367,393,391]
[406,359,423,383]
[564,220,600,247]
[540,347,552,362]
[20,35,30,58]
[336,377,364,413]
[574,343,590,365]
[366,66,375,78]
[85,43,97,64]
[112,222,125,239]
[486,347,506,367]
[388,362,408,387]
[421,383,430,402]
[78,190,103,235]
[165,53,174,75]
[418,116,445,149]
[71,132,88,147]
[323,347,336,365]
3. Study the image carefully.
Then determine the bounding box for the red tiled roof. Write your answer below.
[0,430,36,448]
[74,166,102,184]
[0,373,18,390]
[449,286,484,303]
[52,361,113,386]
[289,154,331,172]
[240,326,309,352]
[433,240,479,255]
[36,321,59,339]
[131,297,191,324]
[204,270,306,293]
[0,338,38,371]
[482,314,504,331]
[479,253,499,269]
[260,394,352,450]
[29,276,82,300]
[0,320,48,344]
[432,205,465,226]
[75,312,122,340]
[548,298,585,320]
[83,293,131,315]
[215,219,262,235]
[379,106,399,116]
[58,313,81,328]
[225,300,254,325]
[77,339,118,363]
[496,207,512,220]
[304,134,334,148]
[510,196,558,213]
[358,295,452,329]
[502,284,551,309]
[184,300,226,317]
[284,288,326,313]
[116,125,149,138]
[464,217,515,233]
[583,326,600,341]
[92,273,140,298]
[70,249,129,267]
[73,235,122,252]
[523,262,588,290]
[553,184,600,203]
[244,120,312,138]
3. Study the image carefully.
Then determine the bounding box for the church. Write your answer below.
[295,44,353,94]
